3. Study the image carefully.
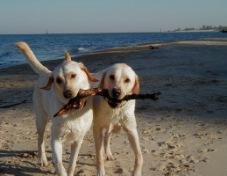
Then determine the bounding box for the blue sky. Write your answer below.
[0,0,227,34]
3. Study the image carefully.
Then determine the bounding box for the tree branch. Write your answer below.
[54,88,161,117]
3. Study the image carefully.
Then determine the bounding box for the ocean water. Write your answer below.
[0,32,226,68]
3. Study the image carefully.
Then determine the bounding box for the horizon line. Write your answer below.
[0,30,218,35]
[0,31,162,35]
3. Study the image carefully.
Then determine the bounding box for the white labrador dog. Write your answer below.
[93,63,143,176]
[16,42,97,176]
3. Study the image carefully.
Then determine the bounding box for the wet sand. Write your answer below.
[0,40,227,175]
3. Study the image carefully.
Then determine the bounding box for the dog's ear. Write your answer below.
[40,76,54,90]
[64,52,72,62]
[132,76,140,94]
[79,62,98,82]
[100,72,106,88]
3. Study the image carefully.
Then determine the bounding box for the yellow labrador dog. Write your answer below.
[16,42,97,176]
[93,63,143,176]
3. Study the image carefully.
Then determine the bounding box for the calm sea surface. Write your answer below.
[0,32,226,68]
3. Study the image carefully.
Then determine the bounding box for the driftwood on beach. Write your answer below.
[54,88,161,117]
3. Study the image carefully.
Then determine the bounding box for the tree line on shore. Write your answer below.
[172,25,227,32]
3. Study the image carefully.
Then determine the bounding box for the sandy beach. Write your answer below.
[0,40,227,176]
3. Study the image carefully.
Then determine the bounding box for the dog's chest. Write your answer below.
[109,106,126,124]
[64,121,83,141]
[61,112,93,142]
[97,98,135,125]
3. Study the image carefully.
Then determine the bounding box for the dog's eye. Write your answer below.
[56,77,63,84]
[124,78,130,83]
[109,74,115,81]
[71,74,76,79]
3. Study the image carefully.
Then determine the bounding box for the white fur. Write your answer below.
[16,42,51,76]
[93,63,143,176]
[16,42,93,176]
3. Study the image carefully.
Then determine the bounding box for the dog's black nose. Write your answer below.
[112,88,121,98]
[63,90,73,99]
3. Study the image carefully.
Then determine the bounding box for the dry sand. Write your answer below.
[0,40,227,176]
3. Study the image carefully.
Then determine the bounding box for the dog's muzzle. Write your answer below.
[107,88,124,108]
[63,90,73,99]
[112,88,121,99]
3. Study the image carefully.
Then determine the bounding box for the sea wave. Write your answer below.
[77,47,90,52]
[0,51,11,59]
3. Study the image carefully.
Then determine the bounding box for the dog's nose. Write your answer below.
[112,88,121,98]
[63,90,73,99]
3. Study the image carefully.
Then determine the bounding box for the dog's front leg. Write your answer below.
[67,139,82,176]
[36,115,48,167]
[51,127,67,176]
[123,119,143,176]
[52,139,67,176]
[94,127,106,176]
[104,125,114,161]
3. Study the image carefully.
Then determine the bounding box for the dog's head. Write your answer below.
[41,52,98,103]
[100,63,139,108]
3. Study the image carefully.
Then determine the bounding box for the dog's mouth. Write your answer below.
[107,100,120,108]
[106,92,123,108]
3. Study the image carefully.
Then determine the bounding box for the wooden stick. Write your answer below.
[54,88,103,117]
[54,88,161,117]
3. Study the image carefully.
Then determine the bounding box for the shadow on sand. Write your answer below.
[0,150,96,175]
[0,150,52,176]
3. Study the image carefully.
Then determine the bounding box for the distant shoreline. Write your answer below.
[170,29,216,33]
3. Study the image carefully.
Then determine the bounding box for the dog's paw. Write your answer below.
[97,170,106,176]
[40,158,48,167]
[67,166,76,176]
[106,153,115,161]
[133,168,142,176]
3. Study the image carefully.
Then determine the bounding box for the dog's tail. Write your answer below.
[16,42,52,76]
